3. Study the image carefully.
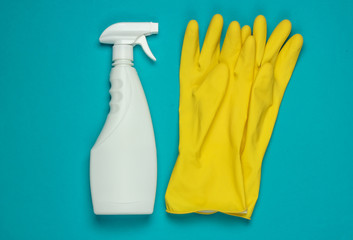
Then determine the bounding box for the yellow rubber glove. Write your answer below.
[165,14,256,214]
[231,15,304,219]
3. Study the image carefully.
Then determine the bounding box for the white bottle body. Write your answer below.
[90,63,157,215]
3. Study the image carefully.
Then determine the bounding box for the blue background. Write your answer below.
[0,0,352,239]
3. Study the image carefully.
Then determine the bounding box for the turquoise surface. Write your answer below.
[1,0,353,239]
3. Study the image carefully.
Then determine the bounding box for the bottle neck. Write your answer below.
[112,44,134,66]
[112,59,133,67]
[112,44,133,62]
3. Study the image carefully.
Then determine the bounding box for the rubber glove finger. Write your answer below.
[231,36,255,150]
[180,20,200,74]
[220,21,241,66]
[234,36,255,82]
[199,14,223,69]
[250,63,275,121]
[274,34,303,99]
[241,25,251,44]
[253,15,267,68]
[262,19,291,65]
[239,63,274,161]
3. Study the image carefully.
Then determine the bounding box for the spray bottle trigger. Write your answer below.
[135,35,156,61]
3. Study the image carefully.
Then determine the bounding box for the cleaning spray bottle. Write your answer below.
[90,22,158,215]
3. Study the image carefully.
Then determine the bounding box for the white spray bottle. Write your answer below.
[90,22,158,215]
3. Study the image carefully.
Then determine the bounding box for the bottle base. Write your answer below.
[93,201,154,215]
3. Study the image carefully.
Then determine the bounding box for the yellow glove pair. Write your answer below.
[165,14,303,219]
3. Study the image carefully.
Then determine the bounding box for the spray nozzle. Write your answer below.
[100,22,158,62]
